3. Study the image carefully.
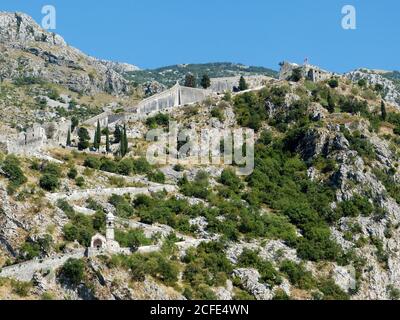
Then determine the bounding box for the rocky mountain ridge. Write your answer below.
[0,12,138,95]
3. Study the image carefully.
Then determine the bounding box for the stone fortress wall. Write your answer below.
[84,75,271,128]
[0,75,270,156]
[210,75,269,93]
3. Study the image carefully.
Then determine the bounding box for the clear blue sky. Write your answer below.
[1,0,398,72]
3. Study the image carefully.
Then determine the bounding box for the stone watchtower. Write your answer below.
[106,212,115,242]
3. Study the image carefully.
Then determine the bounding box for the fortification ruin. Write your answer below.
[0,120,71,156]
[279,61,334,82]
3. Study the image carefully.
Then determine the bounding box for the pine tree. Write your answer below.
[66,128,71,147]
[381,100,387,121]
[105,127,111,153]
[200,74,211,89]
[238,76,248,91]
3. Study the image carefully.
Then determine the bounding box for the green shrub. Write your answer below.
[220,169,242,192]
[59,258,85,286]
[279,260,316,290]
[179,172,211,200]
[84,156,101,169]
[11,280,31,297]
[318,279,350,300]
[146,113,170,128]
[62,213,95,246]
[183,242,233,292]
[272,289,290,300]
[1,155,27,188]
[100,158,118,173]
[19,235,53,261]
[328,78,339,89]
[42,163,62,177]
[147,170,165,183]
[115,229,151,249]
[123,252,179,285]
[75,176,85,187]
[67,167,78,179]
[387,285,400,300]
[109,194,134,218]
[237,249,282,287]
[334,195,374,221]
[211,108,225,122]
[117,158,133,176]
[132,157,152,174]
[39,173,60,192]
[233,289,255,300]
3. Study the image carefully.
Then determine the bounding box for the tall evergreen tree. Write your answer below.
[123,125,128,156]
[184,74,196,88]
[119,125,128,157]
[96,120,101,145]
[238,76,248,91]
[381,100,387,121]
[114,125,122,144]
[94,120,101,149]
[93,120,101,150]
[200,74,211,89]
[105,127,111,153]
[66,128,71,147]
[77,127,90,150]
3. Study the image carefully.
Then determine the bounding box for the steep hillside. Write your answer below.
[2,11,400,302]
[2,68,400,300]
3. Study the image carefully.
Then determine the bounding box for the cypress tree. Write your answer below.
[114,125,122,143]
[93,120,101,149]
[238,76,248,91]
[106,128,111,153]
[123,125,128,156]
[119,125,127,157]
[381,100,387,121]
[66,128,71,147]
[200,74,211,89]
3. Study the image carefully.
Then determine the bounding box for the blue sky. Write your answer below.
[1,0,398,72]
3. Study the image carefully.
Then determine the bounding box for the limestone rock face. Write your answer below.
[0,187,27,257]
[292,116,400,299]
[346,70,400,108]
[142,81,167,97]
[0,12,66,46]
[0,12,138,96]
